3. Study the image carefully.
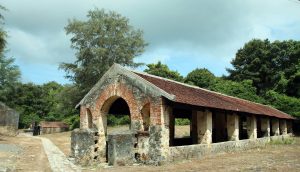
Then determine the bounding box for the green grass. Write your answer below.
[269,138,295,145]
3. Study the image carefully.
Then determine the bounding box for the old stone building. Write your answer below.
[40,121,69,134]
[0,102,19,136]
[71,64,294,166]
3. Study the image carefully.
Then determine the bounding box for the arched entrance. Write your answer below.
[106,97,131,134]
[99,96,132,163]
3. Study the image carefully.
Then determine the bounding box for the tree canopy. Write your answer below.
[60,8,147,93]
[185,68,216,89]
[144,61,184,82]
[227,39,300,96]
[0,5,20,104]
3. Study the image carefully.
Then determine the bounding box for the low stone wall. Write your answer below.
[107,132,135,166]
[169,135,291,162]
[71,128,99,165]
[41,127,68,134]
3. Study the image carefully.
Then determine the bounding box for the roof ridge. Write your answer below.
[131,70,270,108]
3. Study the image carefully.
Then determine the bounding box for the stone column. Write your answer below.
[98,111,107,162]
[271,118,280,136]
[197,109,212,144]
[227,113,239,141]
[260,117,270,137]
[279,119,287,135]
[247,115,257,139]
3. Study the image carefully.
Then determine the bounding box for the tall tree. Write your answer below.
[144,61,184,82]
[0,5,21,104]
[60,8,147,94]
[185,68,216,89]
[0,55,21,104]
[0,5,7,53]
[227,39,300,95]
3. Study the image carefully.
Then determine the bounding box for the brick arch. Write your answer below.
[92,82,140,132]
[100,95,129,115]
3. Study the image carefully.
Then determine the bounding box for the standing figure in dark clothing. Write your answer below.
[33,121,38,136]
[37,125,41,135]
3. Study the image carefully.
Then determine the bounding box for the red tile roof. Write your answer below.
[135,72,294,119]
[40,121,69,128]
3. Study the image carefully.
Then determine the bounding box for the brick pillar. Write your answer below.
[261,117,270,137]
[279,119,287,135]
[227,113,239,141]
[197,109,212,144]
[271,118,280,136]
[80,106,88,129]
[247,115,257,139]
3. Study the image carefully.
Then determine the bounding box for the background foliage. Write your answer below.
[0,5,299,130]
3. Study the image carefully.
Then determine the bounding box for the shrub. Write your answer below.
[175,118,190,125]
[269,138,295,145]
[63,115,80,130]
[19,113,40,128]
[107,114,130,126]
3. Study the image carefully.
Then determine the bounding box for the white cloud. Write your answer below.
[1,0,300,83]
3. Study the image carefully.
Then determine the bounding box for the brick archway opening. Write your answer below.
[100,96,132,163]
[101,96,131,135]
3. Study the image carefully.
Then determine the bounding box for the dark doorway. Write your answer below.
[239,115,248,140]
[107,97,131,134]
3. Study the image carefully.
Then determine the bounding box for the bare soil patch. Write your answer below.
[0,133,51,172]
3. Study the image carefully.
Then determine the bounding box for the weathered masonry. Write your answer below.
[71,64,294,166]
[0,102,19,136]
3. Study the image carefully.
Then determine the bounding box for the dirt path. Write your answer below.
[38,135,80,172]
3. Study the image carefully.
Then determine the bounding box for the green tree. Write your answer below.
[185,68,216,89]
[184,67,264,103]
[144,61,184,82]
[56,84,82,116]
[212,79,265,103]
[286,66,300,97]
[227,39,300,95]
[60,8,147,94]
[0,5,21,105]
[41,81,64,120]
[265,90,300,117]
[0,5,7,53]
[0,55,21,103]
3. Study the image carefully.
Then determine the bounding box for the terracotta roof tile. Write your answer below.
[135,72,294,119]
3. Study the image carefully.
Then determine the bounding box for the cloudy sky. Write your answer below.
[2,0,300,84]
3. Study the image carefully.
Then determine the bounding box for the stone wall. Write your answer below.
[70,128,99,165]
[107,132,135,166]
[0,103,19,136]
[41,127,68,134]
[169,135,291,162]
